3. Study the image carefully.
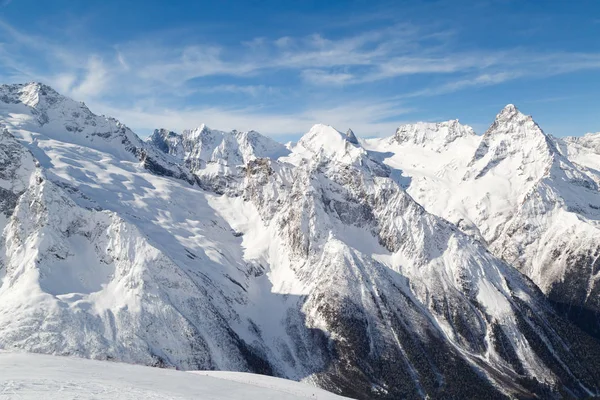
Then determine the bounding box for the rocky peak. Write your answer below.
[498,103,517,116]
[564,132,600,154]
[150,128,179,142]
[345,128,359,145]
[148,129,180,155]
[160,128,179,138]
[486,104,546,138]
[0,83,195,186]
[394,119,476,150]
[149,124,289,174]
[292,124,389,178]
[0,82,95,127]
[491,104,535,130]
[297,124,358,150]
[183,124,216,141]
[467,105,557,179]
[294,124,361,161]
[0,82,62,108]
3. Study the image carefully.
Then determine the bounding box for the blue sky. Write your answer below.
[1,0,599,140]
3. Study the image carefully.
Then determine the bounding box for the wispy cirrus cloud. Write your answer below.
[3,16,599,95]
[1,15,600,138]
[94,99,414,138]
[301,69,355,85]
[405,72,521,97]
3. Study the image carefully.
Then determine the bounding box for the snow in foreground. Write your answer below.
[0,351,349,400]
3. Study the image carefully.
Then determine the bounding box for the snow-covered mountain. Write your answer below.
[394,119,477,151]
[564,131,600,154]
[365,104,600,337]
[560,132,600,185]
[1,83,600,399]
[147,125,289,193]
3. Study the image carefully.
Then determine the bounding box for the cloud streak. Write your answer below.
[94,99,413,138]
[1,17,600,138]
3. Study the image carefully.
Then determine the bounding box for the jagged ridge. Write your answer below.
[1,85,600,399]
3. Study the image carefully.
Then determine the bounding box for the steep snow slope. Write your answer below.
[238,123,600,399]
[0,83,327,379]
[0,128,37,233]
[365,105,600,331]
[560,132,600,182]
[364,119,482,235]
[0,83,195,185]
[0,351,348,399]
[2,83,600,399]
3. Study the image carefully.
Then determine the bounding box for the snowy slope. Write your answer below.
[2,83,600,399]
[236,122,600,398]
[0,351,347,399]
[0,83,196,185]
[560,132,600,182]
[0,83,326,378]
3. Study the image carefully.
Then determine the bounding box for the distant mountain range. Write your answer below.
[1,82,600,399]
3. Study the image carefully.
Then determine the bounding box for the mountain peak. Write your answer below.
[300,124,360,146]
[494,103,532,125]
[0,82,65,109]
[393,119,476,149]
[564,131,600,153]
[468,105,556,179]
[292,124,361,160]
[345,128,359,145]
[488,104,545,137]
[184,124,214,139]
[501,103,517,113]
[148,128,180,155]
[298,124,352,151]
[149,124,289,176]
[153,128,178,138]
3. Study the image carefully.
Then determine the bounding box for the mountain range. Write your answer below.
[1,82,600,399]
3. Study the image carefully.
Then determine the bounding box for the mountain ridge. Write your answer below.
[364,103,600,340]
[2,82,600,399]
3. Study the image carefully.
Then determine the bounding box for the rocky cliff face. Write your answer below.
[244,125,600,398]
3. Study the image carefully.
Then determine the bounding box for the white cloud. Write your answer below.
[93,99,412,138]
[405,72,521,97]
[301,70,355,85]
[52,73,77,94]
[2,17,600,139]
[135,44,259,85]
[68,56,110,98]
[198,84,278,97]
[116,51,129,71]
